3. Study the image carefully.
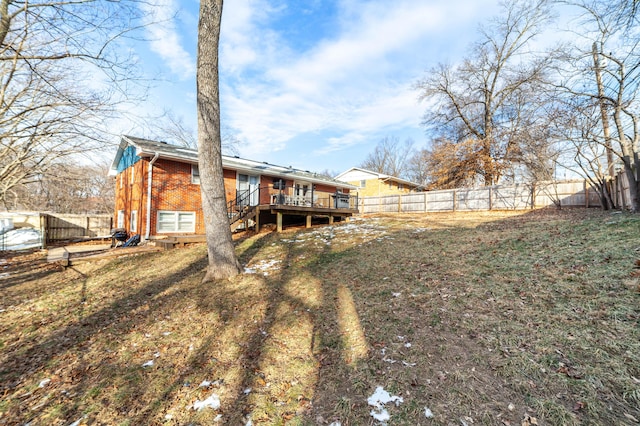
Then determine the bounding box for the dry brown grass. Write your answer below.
[1,208,639,425]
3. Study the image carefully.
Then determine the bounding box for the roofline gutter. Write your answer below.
[145,152,160,241]
[136,150,357,190]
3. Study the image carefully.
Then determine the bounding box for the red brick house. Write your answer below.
[109,136,358,239]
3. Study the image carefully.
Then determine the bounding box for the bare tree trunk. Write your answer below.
[197,0,241,281]
[592,43,615,180]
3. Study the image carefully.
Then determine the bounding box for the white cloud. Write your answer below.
[141,0,195,79]
[220,0,286,72]
[134,0,501,167]
[220,0,490,157]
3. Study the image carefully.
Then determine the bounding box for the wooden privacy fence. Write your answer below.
[0,212,112,247]
[44,214,112,242]
[360,180,602,214]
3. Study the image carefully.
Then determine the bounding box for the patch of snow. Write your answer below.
[1,228,41,250]
[367,387,403,407]
[214,414,223,422]
[424,407,434,418]
[193,393,221,411]
[370,407,391,422]
[329,422,342,426]
[243,387,252,394]
[154,352,160,358]
[162,331,171,336]
[367,386,403,424]
[199,380,212,388]
[392,292,401,298]
[244,259,281,275]
[404,343,411,348]
[142,360,154,367]
[38,378,51,388]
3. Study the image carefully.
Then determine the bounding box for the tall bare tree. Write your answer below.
[0,1,145,208]
[360,136,415,179]
[11,161,115,213]
[553,0,640,211]
[415,0,554,186]
[411,138,481,189]
[144,110,240,155]
[197,0,241,281]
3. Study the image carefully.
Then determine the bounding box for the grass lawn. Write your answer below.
[0,208,639,425]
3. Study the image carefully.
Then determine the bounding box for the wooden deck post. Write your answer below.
[277,212,283,233]
[306,214,312,228]
[329,215,334,225]
[254,207,260,231]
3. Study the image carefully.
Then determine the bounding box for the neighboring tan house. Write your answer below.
[335,167,423,197]
[108,136,358,239]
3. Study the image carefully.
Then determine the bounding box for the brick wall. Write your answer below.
[348,178,412,198]
[114,157,351,237]
[150,159,204,234]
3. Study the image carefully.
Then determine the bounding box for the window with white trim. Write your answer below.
[130,166,135,184]
[191,164,200,184]
[398,183,404,190]
[157,211,196,233]
[117,210,125,228]
[359,179,366,188]
[130,210,138,233]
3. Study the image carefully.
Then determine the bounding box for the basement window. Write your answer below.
[157,211,195,233]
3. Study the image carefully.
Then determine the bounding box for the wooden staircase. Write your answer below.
[229,206,256,232]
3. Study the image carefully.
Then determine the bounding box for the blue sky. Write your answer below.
[128,0,529,174]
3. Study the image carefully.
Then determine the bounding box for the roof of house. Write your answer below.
[335,167,423,189]
[110,135,357,189]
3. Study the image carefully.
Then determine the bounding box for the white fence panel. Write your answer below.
[457,188,491,211]
[360,179,602,214]
[400,193,426,212]
[493,185,532,210]
[425,190,455,211]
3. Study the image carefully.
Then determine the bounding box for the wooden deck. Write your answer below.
[259,203,358,232]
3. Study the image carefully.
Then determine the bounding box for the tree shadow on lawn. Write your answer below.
[0,250,208,424]
[4,210,635,425]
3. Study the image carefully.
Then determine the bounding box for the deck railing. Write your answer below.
[228,184,358,217]
[268,184,358,210]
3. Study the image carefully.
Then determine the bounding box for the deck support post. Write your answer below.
[277,212,283,233]
[306,215,312,228]
[254,207,260,231]
[329,215,334,225]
